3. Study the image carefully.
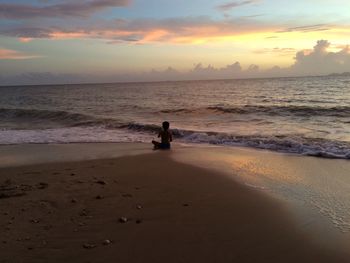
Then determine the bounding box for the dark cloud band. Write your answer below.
[216,0,258,11]
[0,0,129,19]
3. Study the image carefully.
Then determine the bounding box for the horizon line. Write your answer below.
[1,72,349,88]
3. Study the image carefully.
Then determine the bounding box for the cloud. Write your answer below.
[290,40,350,75]
[216,0,258,11]
[2,40,350,85]
[0,1,338,46]
[0,0,129,19]
[188,62,242,79]
[253,47,297,56]
[277,24,331,33]
[0,48,40,59]
[0,16,274,44]
[2,27,54,39]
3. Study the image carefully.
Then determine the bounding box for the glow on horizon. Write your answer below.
[1,0,350,84]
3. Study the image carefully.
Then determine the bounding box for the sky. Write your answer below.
[1,0,350,85]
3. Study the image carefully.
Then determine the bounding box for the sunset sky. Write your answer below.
[1,0,350,85]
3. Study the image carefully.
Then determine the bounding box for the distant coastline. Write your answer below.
[1,72,350,88]
[326,72,350,77]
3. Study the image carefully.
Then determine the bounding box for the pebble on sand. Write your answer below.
[83,243,96,249]
[118,217,128,223]
[102,239,112,245]
[96,180,107,185]
[37,182,48,189]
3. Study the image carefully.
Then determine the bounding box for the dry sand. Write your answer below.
[0,149,349,263]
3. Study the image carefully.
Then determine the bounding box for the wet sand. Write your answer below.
[0,144,349,262]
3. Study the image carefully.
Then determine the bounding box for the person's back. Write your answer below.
[160,129,171,144]
[152,121,172,150]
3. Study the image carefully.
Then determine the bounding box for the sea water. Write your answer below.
[1,75,350,158]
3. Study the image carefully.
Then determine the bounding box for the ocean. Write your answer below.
[1,75,350,159]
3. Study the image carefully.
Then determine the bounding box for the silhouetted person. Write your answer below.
[152,121,173,150]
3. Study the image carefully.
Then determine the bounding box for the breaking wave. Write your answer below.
[157,105,350,117]
[1,108,350,159]
[124,124,350,159]
[177,132,350,159]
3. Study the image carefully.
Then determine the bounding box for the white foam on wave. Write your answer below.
[179,131,350,159]
[1,125,350,160]
[0,127,153,145]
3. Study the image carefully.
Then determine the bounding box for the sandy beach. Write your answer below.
[0,143,349,263]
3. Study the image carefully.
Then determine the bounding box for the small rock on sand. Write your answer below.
[118,217,128,223]
[102,239,112,245]
[83,243,96,249]
[37,182,48,189]
[95,195,103,199]
[96,180,107,185]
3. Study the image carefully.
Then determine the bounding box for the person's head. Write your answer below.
[162,121,170,130]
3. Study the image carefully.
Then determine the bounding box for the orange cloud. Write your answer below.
[4,16,348,47]
[50,31,90,40]
[1,16,279,44]
[0,48,40,59]
[39,23,277,45]
[19,37,33,43]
